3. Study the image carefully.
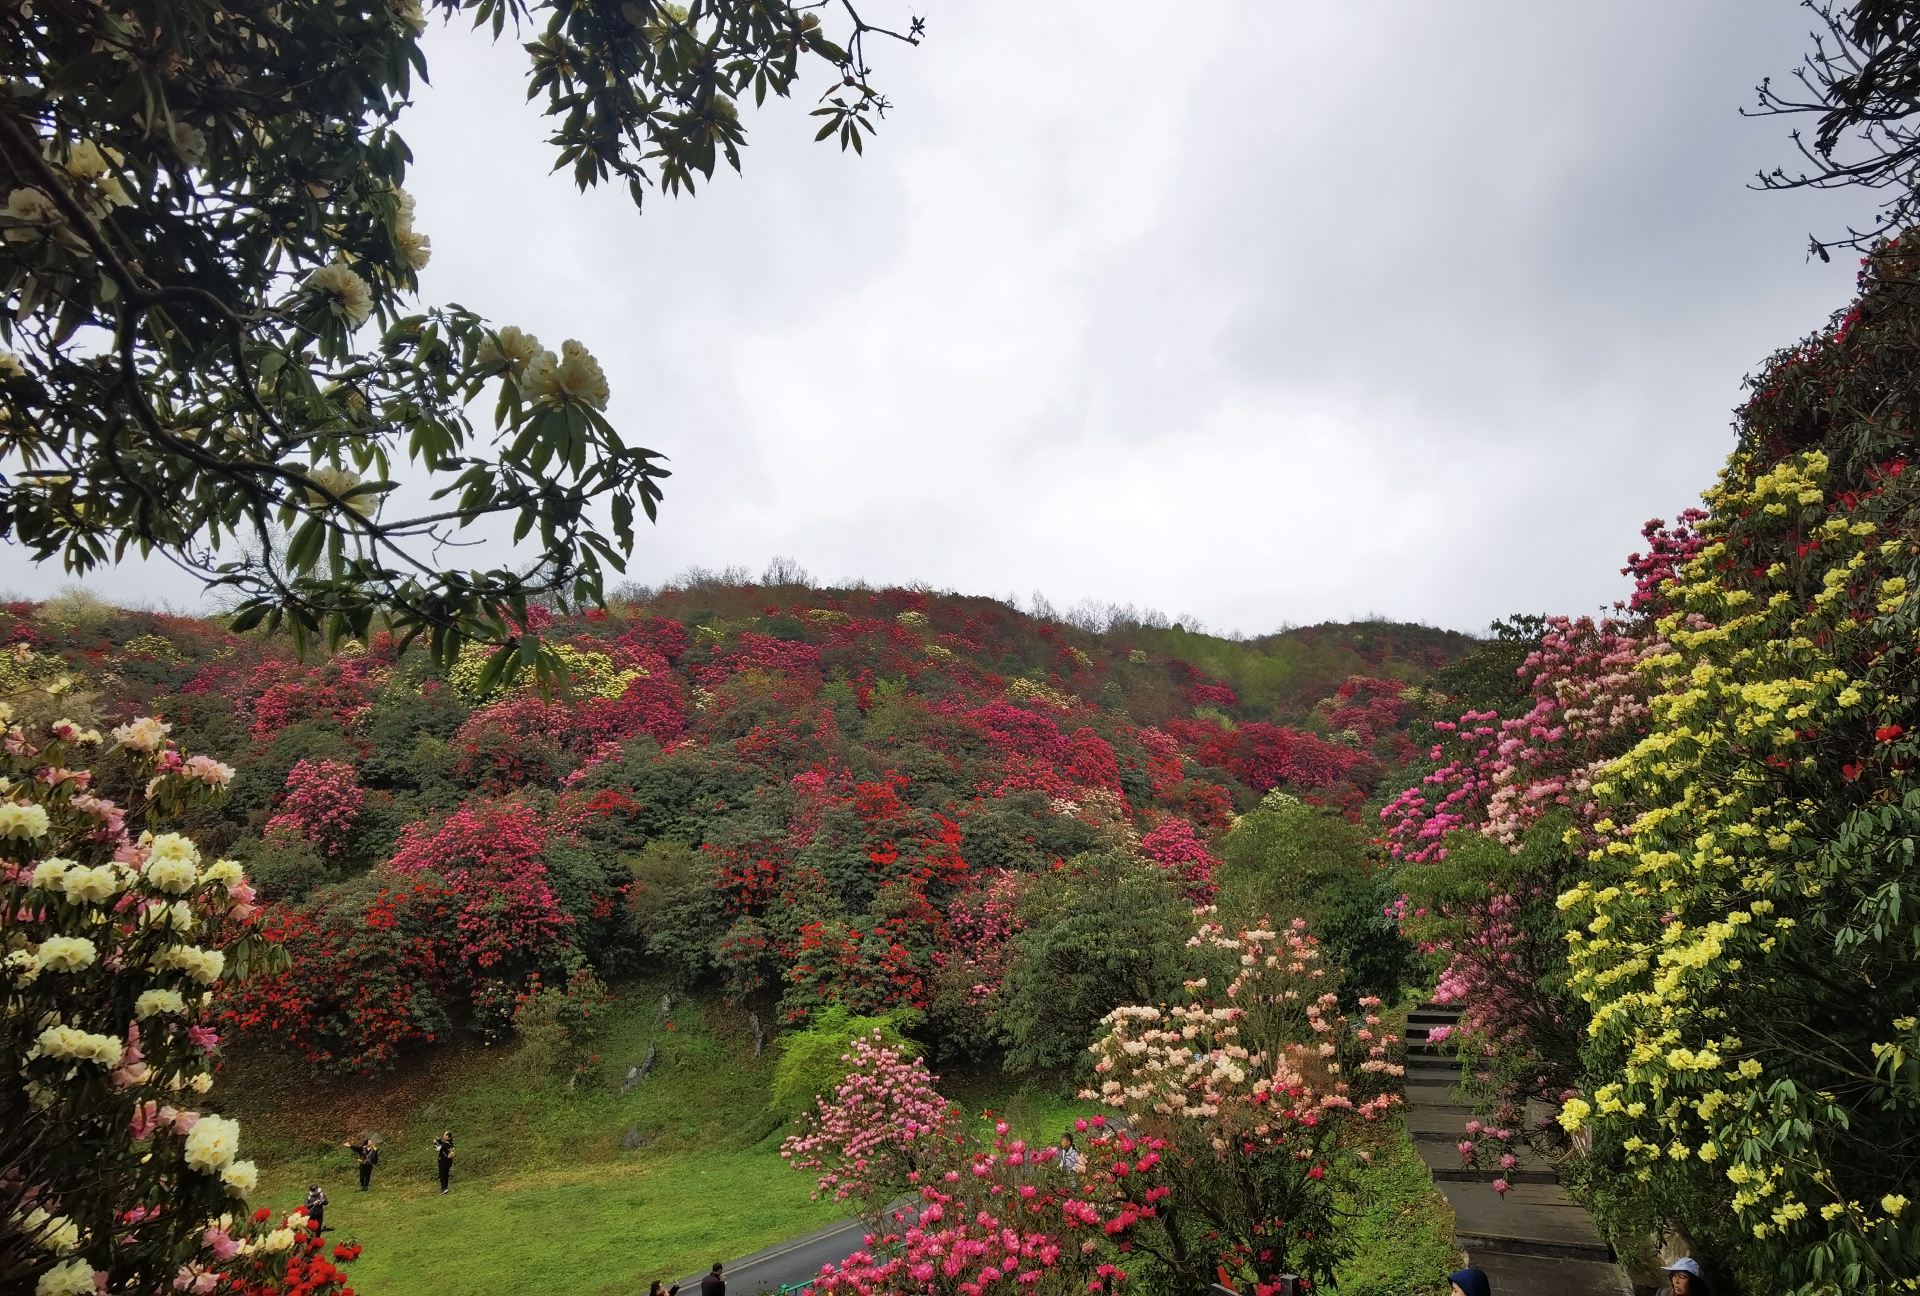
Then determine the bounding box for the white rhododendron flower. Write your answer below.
[30,858,71,889]
[34,1024,123,1065]
[183,1114,241,1172]
[34,1258,99,1296]
[0,348,24,377]
[60,864,122,904]
[303,463,373,517]
[34,936,97,973]
[190,1071,214,1094]
[145,856,199,895]
[155,944,225,984]
[136,988,187,1018]
[4,187,60,240]
[203,858,244,886]
[304,259,373,328]
[183,755,235,786]
[22,1207,80,1254]
[0,801,51,838]
[396,227,431,270]
[480,325,542,377]
[110,716,171,752]
[524,339,610,410]
[260,1226,296,1252]
[220,1159,258,1195]
[5,949,38,985]
[147,832,200,865]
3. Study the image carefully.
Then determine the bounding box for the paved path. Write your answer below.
[1404,1005,1631,1296]
[665,1214,874,1296]
[665,1200,920,1296]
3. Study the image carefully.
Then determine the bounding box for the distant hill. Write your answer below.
[0,582,1481,1063]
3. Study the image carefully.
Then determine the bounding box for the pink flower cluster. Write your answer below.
[265,758,363,856]
[1135,816,1219,903]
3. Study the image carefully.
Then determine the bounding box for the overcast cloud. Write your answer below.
[0,1,1885,634]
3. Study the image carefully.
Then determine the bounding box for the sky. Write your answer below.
[0,1,1886,634]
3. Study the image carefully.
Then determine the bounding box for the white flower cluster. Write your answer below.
[392,188,431,270]
[303,463,374,519]
[33,935,96,974]
[183,1113,241,1173]
[524,339,611,410]
[35,1258,99,1296]
[135,988,187,1018]
[152,944,225,985]
[221,1159,259,1195]
[20,1206,80,1255]
[34,1024,123,1066]
[304,258,374,328]
[110,716,171,752]
[480,324,542,377]
[0,800,50,838]
[143,832,201,894]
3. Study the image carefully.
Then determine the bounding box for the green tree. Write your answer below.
[1217,797,1410,1004]
[769,1001,919,1115]
[996,851,1191,1073]
[0,0,917,675]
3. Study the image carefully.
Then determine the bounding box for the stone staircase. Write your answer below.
[1403,1005,1631,1296]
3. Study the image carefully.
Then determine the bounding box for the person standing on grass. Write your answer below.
[1057,1132,1081,1173]
[348,1137,379,1192]
[434,1129,455,1195]
[304,1183,327,1233]
[701,1261,725,1296]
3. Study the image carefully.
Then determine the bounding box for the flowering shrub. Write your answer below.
[1134,816,1219,903]
[781,1032,957,1214]
[264,758,363,856]
[386,801,576,1007]
[511,967,612,1081]
[1080,915,1401,1289]
[783,1035,1181,1296]
[1559,244,1920,1290]
[216,874,458,1072]
[0,704,367,1293]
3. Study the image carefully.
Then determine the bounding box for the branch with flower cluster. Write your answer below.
[0,0,917,677]
[0,698,363,1293]
[1078,915,1401,1290]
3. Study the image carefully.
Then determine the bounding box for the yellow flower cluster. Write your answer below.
[1561,446,1917,1268]
[444,640,642,703]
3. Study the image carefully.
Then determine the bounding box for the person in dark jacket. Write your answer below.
[304,1184,327,1232]
[701,1261,725,1296]
[347,1138,378,1191]
[434,1130,455,1195]
[1447,1268,1491,1296]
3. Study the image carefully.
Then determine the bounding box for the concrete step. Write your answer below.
[1417,1138,1555,1183]
[1470,1252,1632,1296]
[1438,1181,1612,1262]
[1406,1104,1478,1135]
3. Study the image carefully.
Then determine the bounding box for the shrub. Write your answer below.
[510,967,612,1082]
[0,706,366,1292]
[997,852,1192,1072]
[770,1002,922,1115]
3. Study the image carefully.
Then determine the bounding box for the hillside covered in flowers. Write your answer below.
[0,584,1472,1075]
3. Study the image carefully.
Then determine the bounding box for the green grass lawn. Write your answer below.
[224,981,845,1296]
[218,984,1456,1296]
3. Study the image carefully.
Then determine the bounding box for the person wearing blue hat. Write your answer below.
[1447,1268,1491,1296]
[1659,1257,1708,1295]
